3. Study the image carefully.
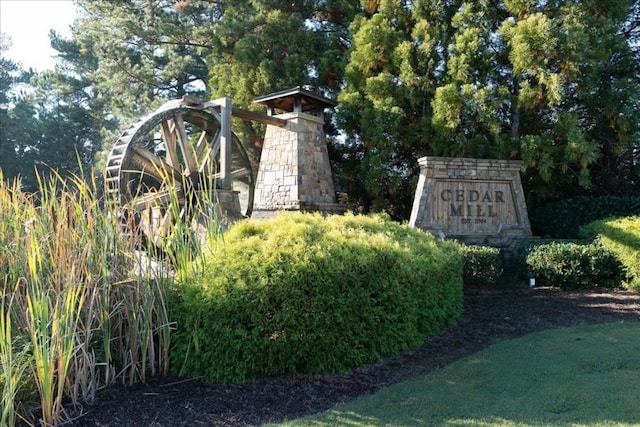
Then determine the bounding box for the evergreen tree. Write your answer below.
[1,32,112,191]
[495,0,638,200]
[206,0,358,163]
[0,34,43,189]
[48,27,122,172]
[339,0,639,218]
[72,0,216,119]
[0,34,23,182]
[337,0,460,217]
[29,71,111,185]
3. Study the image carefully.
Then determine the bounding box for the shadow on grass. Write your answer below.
[272,323,640,427]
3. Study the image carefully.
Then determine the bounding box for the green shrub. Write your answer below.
[170,212,463,383]
[530,196,640,239]
[523,241,624,290]
[580,216,640,291]
[459,245,503,286]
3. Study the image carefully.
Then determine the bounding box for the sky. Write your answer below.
[0,0,77,71]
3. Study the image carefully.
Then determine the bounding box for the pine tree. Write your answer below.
[1,32,113,191]
[337,0,461,217]
[339,0,639,217]
[72,0,217,119]
[0,35,23,183]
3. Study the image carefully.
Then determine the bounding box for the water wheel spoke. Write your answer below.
[197,132,222,176]
[195,130,214,160]
[210,131,221,154]
[139,208,176,247]
[211,167,251,180]
[131,146,183,183]
[230,167,252,179]
[131,188,185,213]
[161,121,181,169]
[198,147,216,176]
[173,113,199,174]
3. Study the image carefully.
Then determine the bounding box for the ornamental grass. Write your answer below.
[0,169,176,426]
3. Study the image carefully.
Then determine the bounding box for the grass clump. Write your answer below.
[0,170,175,425]
[581,216,640,291]
[171,212,463,383]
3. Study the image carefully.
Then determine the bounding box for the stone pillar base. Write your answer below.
[251,202,348,219]
[192,189,243,243]
[214,189,243,223]
[252,112,343,217]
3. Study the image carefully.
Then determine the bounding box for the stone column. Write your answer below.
[252,112,345,218]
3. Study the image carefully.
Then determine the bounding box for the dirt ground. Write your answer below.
[40,286,640,426]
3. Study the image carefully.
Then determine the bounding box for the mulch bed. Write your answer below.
[39,286,640,426]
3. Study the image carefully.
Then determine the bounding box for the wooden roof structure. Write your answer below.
[253,86,337,116]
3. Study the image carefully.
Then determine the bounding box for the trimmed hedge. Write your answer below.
[170,212,463,383]
[459,244,503,286]
[522,241,624,290]
[530,195,640,239]
[580,216,640,291]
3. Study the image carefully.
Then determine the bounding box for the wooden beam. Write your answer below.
[182,95,288,127]
[219,97,232,190]
[231,107,287,127]
[182,95,287,128]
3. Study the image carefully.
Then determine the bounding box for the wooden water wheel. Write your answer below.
[104,97,255,249]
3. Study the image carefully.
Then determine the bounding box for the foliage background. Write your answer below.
[1,0,639,216]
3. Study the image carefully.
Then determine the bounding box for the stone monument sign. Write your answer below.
[409,157,532,248]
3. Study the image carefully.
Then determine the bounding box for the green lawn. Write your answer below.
[269,323,640,427]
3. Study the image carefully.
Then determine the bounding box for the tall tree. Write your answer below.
[205,0,359,162]
[434,0,640,202]
[0,34,24,183]
[339,0,640,218]
[207,0,357,102]
[49,26,124,172]
[71,0,217,120]
[337,0,461,217]
[30,71,113,184]
[1,31,112,191]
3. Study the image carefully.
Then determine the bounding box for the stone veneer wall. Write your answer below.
[191,189,242,242]
[252,112,345,218]
[409,156,533,248]
[214,189,243,222]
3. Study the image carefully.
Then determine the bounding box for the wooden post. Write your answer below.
[213,97,232,190]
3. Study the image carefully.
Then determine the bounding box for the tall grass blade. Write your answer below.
[0,287,31,427]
